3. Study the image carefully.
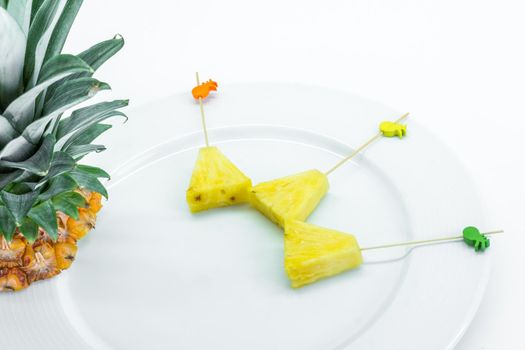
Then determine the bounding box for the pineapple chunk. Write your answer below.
[284,220,362,288]
[250,169,329,228]
[187,147,252,212]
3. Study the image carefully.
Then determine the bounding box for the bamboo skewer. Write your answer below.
[360,229,504,251]
[195,72,210,147]
[325,112,410,176]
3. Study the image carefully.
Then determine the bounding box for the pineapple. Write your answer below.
[250,169,329,228]
[284,220,362,288]
[187,146,252,212]
[0,1,127,291]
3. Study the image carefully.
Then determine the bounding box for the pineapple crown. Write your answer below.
[0,0,127,242]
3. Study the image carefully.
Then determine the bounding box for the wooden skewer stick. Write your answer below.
[195,72,210,147]
[325,112,410,176]
[360,229,504,251]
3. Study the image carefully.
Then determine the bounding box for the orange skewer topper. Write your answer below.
[192,80,218,100]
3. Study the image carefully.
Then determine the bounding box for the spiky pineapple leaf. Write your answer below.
[0,205,16,241]
[0,0,7,9]
[43,78,110,116]
[7,0,32,35]
[76,164,110,179]
[39,173,76,200]
[19,217,38,243]
[0,135,36,165]
[8,182,36,194]
[44,0,82,62]
[23,0,62,87]
[0,116,18,148]
[21,111,61,144]
[55,191,85,207]
[3,54,93,132]
[56,99,128,138]
[66,144,106,159]
[0,134,55,175]
[69,170,107,199]
[38,54,93,84]
[0,7,26,111]
[64,123,111,149]
[23,80,108,145]
[79,34,125,71]
[0,191,38,225]
[52,191,85,220]
[30,0,44,23]
[38,151,75,183]
[0,170,23,191]
[27,199,57,240]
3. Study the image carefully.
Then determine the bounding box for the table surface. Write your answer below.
[65,1,524,349]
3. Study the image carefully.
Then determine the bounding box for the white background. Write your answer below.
[65,0,524,348]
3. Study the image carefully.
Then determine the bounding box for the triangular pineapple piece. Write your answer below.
[186,147,252,212]
[284,220,362,288]
[250,169,328,228]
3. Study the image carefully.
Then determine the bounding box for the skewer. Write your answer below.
[195,72,210,147]
[325,112,409,176]
[361,229,504,251]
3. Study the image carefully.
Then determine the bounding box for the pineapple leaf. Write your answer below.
[56,99,128,138]
[0,7,26,111]
[23,0,63,88]
[0,116,18,148]
[7,0,32,35]
[0,190,38,225]
[55,191,85,207]
[64,123,111,148]
[27,199,57,240]
[0,170,24,190]
[0,0,6,9]
[0,135,36,163]
[69,170,107,199]
[76,164,110,179]
[39,173,76,200]
[4,54,93,132]
[44,34,124,99]
[30,0,44,23]
[44,0,82,62]
[23,80,108,145]
[0,134,55,175]
[19,217,38,243]
[66,144,105,159]
[21,110,61,144]
[79,34,125,71]
[43,78,110,116]
[39,151,75,181]
[52,191,85,220]
[0,205,16,241]
[38,53,94,83]
[52,195,78,219]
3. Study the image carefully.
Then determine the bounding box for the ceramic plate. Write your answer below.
[0,84,490,350]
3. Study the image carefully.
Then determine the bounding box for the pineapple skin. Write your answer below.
[284,220,362,288]
[187,147,252,213]
[0,191,101,292]
[250,169,329,228]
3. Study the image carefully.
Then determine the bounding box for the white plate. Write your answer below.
[0,84,490,350]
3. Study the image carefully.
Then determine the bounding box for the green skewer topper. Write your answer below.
[463,226,490,252]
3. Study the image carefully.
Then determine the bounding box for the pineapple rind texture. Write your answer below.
[284,220,362,288]
[187,147,252,212]
[250,169,329,228]
[0,190,101,292]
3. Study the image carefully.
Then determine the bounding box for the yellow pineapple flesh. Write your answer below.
[186,147,252,213]
[284,220,362,288]
[250,169,329,228]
